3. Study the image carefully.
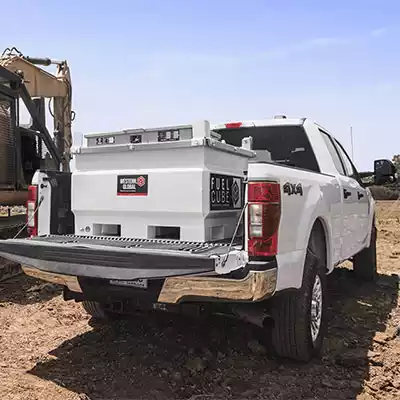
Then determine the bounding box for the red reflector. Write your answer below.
[28,185,38,201]
[225,122,242,129]
[248,235,279,257]
[248,182,280,203]
[27,185,38,237]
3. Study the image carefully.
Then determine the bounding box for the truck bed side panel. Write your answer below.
[248,163,341,291]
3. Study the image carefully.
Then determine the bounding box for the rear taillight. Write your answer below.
[247,181,281,257]
[27,185,38,237]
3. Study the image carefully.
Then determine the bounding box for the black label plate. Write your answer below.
[210,174,243,211]
[117,175,148,196]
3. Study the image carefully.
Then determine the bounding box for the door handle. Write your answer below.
[343,189,352,199]
[357,191,364,200]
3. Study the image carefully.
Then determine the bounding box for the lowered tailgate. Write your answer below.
[0,234,245,281]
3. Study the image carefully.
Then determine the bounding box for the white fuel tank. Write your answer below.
[72,121,254,242]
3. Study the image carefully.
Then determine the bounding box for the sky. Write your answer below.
[1,0,400,170]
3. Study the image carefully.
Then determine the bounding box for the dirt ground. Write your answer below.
[0,201,399,400]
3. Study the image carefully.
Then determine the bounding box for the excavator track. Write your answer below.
[0,214,26,281]
[0,257,22,282]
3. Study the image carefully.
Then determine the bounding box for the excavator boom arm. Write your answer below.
[0,56,68,97]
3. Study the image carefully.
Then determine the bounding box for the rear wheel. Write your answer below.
[353,218,377,281]
[270,228,327,362]
[82,301,117,321]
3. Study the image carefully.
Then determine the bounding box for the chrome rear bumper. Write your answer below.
[22,266,277,304]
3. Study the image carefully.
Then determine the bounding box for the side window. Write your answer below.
[335,139,361,182]
[333,139,359,180]
[319,129,345,175]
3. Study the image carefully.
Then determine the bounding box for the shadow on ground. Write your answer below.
[30,268,399,400]
[0,274,62,305]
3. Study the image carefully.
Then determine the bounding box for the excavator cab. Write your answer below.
[0,76,45,192]
[0,49,73,205]
[0,64,55,198]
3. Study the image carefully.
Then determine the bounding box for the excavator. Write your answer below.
[0,47,74,280]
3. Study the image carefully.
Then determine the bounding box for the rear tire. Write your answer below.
[270,228,327,362]
[82,301,115,321]
[353,218,377,282]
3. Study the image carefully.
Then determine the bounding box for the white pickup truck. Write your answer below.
[0,116,396,361]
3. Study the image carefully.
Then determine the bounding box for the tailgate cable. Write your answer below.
[221,181,248,269]
[13,195,44,239]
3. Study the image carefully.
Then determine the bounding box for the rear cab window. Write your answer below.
[213,125,320,173]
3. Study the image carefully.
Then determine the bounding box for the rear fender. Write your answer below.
[276,184,333,292]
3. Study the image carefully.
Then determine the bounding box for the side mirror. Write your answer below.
[374,159,398,185]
